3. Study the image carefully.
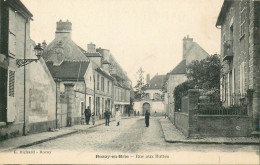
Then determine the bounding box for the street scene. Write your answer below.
[0,0,260,164]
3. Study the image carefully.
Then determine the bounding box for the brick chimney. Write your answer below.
[87,42,96,53]
[55,19,72,38]
[183,35,193,60]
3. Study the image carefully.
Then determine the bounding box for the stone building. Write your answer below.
[96,47,131,116]
[134,74,166,116]
[164,35,209,122]
[216,0,260,133]
[42,20,91,127]
[0,0,56,139]
[82,43,114,119]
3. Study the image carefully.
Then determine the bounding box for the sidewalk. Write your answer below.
[159,118,260,145]
[0,117,129,152]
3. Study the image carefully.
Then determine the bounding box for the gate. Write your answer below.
[142,103,150,116]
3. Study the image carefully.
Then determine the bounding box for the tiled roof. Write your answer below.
[46,61,89,81]
[169,60,187,74]
[147,75,166,89]
[42,37,88,62]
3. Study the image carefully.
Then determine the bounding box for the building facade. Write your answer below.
[0,0,56,139]
[134,74,166,116]
[216,0,260,132]
[96,48,132,116]
[164,36,209,122]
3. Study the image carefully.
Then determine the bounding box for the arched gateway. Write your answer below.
[142,103,150,116]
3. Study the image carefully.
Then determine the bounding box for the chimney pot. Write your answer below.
[55,20,72,38]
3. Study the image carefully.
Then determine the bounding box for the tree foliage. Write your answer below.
[186,54,221,90]
[174,80,195,111]
[134,67,146,100]
[174,54,221,111]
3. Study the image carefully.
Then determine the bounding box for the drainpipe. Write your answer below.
[93,74,96,116]
[83,79,86,119]
[23,18,28,136]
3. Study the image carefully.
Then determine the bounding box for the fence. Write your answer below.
[196,91,248,116]
[173,89,252,137]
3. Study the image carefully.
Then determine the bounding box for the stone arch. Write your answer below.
[142,102,151,116]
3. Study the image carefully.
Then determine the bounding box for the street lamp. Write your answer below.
[16,43,44,67]
[17,43,44,136]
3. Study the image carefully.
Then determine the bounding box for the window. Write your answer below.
[107,81,110,93]
[9,71,15,97]
[101,77,104,92]
[239,0,247,38]
[240,62,245,97]
[97,75,100,90]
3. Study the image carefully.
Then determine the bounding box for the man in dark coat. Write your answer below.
[84,106,91,125]
[104,109,111,126]
[145,110,150,127]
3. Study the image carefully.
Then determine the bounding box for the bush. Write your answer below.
[173,80,195,111]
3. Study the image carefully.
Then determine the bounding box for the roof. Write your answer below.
[42,37,89,62]
[95,67,114,81]
[216,1,233,26]
[147,75,166,90]
[46,61,89,81]
[6,0,33,18]
[169,60,187,75]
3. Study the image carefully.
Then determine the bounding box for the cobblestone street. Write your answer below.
[22,117,258,154]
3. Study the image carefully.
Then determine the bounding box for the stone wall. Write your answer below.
[173,89,252,137]
[190,115,251,137]
[133,100,165,116]
[174,112,189,136]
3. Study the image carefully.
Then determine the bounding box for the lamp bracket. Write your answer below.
[16,59,39,67]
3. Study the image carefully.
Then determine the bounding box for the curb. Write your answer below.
[2,119,121,152]
[159,120,260,145]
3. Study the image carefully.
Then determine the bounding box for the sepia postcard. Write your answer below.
[0,0,259,164]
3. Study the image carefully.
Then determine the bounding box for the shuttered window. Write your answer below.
[9,71,15,97]
[8,8,16,56]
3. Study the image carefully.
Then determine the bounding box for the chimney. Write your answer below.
[146,74,150,84]
[183,35,193,60]
[55,19,72,38]
[87,42,96,53]
[42,40,47,49]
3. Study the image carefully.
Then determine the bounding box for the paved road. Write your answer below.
[23,117,258,154]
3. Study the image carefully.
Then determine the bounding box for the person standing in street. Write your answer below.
[84,106,91,125]
[115,108,121,126]
[91,112,95,125]
[104,109,111,126]
[145,110,150,127]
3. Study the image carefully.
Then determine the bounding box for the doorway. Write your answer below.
[142,103,150,116]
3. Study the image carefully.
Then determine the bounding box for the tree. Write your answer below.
[186,54,221,90]
[134,67,146,100]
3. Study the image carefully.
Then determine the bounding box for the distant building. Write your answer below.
[134,74,166,116]
[83,43,114,118]
[0,0,56,139]
[164,35,209,121]
[216,0,260,133]
[96,48,132,116]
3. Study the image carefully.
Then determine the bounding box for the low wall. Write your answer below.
[174,112,189,136]
[190,115,252,137]
[29,120,56,134]
[0,123,23,141]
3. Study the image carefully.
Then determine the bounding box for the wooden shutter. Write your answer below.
[8,8,16,57]
[7,69,15,122]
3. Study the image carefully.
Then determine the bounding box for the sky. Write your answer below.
[21,0,223,86]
